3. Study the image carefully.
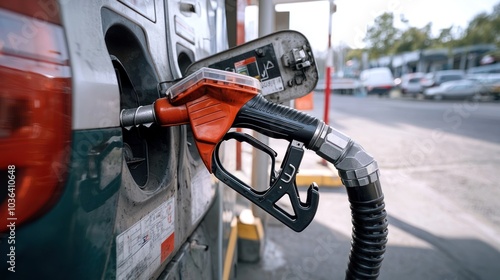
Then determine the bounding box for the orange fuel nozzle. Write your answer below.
[158,77,259,170]
[120,68,261,171]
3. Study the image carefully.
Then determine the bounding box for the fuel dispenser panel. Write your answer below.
[186,30,318,103]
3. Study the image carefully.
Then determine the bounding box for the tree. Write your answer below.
[364,12,399,59]
[460,12,495,45]
[346,48,365,61]
[394,23,433,53]
[433,26,457,47]
[363,4,500,59]
[456,6,500,47]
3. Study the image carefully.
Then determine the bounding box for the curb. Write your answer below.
[236,209,265,263]
[296,164,342,188]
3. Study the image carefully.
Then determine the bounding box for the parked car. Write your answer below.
[492,83,500,100]
[400,72,425,94]
[332,74,363,95]
[420,70,465,90]
[423,79,483,100]
[360,67,395,96]
[467,63,500,74]
[490,78,500,100]
[467,73,500,99]
[314,73,362,95]
[0,1,234,279]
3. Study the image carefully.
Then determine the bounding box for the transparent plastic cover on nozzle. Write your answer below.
[167,67,262,99]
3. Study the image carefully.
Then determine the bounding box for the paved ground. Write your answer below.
[235,93,500,280]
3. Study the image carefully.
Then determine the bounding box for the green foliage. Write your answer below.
[433,26,458,48]
[393,24,433,53]
[364,2,500,58]
[457,7,500,46]
[346,48,364,61]
[364,12,399,59]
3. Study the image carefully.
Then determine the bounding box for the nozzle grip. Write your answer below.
[212,133,319,232]
[233,95,320,146]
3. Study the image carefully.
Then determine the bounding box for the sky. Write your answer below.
[268,0,500,52]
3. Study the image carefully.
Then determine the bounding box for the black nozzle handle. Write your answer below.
[233,95,321,146]
[212,133,319,232]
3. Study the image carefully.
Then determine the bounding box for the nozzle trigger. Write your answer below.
[213,132,319,232]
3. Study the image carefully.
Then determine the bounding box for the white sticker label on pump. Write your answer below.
[191,168,213,225]
[261,77,284,95]
[116,197,175,280]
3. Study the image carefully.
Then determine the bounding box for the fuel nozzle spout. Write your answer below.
[120,105,156,129]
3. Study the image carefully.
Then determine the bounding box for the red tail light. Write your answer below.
[0,1,71,231]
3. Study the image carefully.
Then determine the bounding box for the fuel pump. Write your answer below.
[120,31,388,279]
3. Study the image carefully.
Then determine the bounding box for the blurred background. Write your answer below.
[235,1,500,279]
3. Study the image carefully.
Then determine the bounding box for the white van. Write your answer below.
[360,67,395,96]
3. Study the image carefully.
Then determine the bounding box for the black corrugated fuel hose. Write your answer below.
[345,181,388,279]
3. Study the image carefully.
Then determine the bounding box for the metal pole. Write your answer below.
[252,0,275,220]
[323,0,335,126]
[322,0,335,166]
[235,0,247,171]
